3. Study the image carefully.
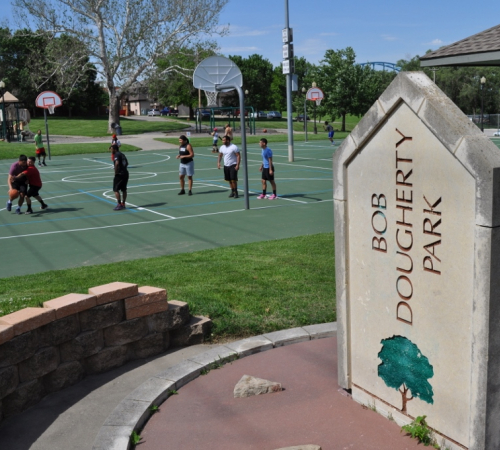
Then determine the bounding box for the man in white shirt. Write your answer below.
[217,135,241,198]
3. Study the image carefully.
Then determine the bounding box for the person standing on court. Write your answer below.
[217,135,240,198]
[224,122,233,141]
[110,144,129,210]
[6,154,28,214]
[11,156,48,214]
[211,127,221,153]
[34,129,47,166]
[257,138,277,200]
[324,121,335,145]
[176,135,194,196]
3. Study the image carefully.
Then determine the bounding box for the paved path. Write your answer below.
[0,325,427,450]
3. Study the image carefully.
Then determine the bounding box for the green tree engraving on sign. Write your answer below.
[378,336,434,413]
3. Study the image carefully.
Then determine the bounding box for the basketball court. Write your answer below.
[0,139,336,278]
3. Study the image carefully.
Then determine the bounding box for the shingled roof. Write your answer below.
[420,24,500,67]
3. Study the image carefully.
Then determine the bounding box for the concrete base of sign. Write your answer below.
[352,386,465,450]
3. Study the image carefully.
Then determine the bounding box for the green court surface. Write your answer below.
[0,139,337,278]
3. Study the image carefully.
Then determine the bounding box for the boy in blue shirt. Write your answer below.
[257,138,277,200]
[211,128,221,153]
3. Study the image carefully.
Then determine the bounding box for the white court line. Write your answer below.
[0,200,333,240]
[83,158,113,167]
[101,190,176,219]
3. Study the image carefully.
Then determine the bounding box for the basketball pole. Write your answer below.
[285,0,294,162]
[43,108,52,160]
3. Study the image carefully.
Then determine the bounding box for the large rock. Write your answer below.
[233,375,282,398]
[147,300,190,333]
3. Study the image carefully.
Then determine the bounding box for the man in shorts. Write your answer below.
[257,138,277,200]
[324,121,335,145]
[110,144,129,210]
[34,129,47,166]
[217,135,240,198]
[11,156,48,214]
[6,154,28,214]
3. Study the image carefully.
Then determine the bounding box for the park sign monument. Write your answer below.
[333,71,500,450]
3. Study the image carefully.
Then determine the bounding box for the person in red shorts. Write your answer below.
[34,130,47,167]
[12,156,48,214]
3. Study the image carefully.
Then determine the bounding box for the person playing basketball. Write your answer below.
[34,130,47,166]
[11,156,48,214]
[324,121,335,146]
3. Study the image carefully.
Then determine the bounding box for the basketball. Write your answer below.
[8,189,19,201]
[263,129,267,133]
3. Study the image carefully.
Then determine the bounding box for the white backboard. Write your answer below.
[36,91,62,108]
[306,87,324,101]
[193,56,243,93]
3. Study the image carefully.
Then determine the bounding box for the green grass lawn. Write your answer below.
[0,233,336,341]
[0,142,141,160]
[28,116,189,137]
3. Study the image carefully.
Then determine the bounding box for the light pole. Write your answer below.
[302,87,308,142]
[481,76,486,132]
[312,81,318,134]
[0,80,7,142]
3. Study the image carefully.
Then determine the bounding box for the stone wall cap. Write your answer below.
[43,293,97,319]
[0,307,55,336]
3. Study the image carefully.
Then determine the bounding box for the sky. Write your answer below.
[0,0,498,68]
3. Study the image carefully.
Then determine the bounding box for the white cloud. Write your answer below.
[227,25,269,37]
[428,39,444,46]
[319,32,338,37]
[382,34,398,41]
[219,46,260,53]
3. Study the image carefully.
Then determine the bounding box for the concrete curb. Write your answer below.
[92,322,337,450]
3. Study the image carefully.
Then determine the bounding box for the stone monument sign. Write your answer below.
[333,72,500,450]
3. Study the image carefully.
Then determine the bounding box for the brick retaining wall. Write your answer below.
[0,282,211,421]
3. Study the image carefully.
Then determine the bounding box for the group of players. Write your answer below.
[6,126,281,215]
[176,127,277,201]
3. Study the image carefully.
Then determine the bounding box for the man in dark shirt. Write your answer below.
[6,154,28,214]
[110,144,129,210]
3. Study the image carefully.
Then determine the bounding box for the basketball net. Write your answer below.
[48,105,55,115]
[204,90,218,107]
[315,99,322,107]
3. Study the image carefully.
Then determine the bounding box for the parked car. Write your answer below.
[295,114,310,122]
[235,109,249,117]
[257,111,267,118]
[199,110,211,119]
[160,107,170,116]
[147,109,161,116]
[494,130,500,136]
[267,111,282,119]
[168,108,179,116]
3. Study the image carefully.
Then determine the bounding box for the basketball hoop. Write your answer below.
[204,90,218,107]
[314,98,322,106]
[48,105,55,115]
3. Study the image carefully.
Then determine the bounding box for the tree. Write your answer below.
[317,47,375,131]
[224,54,274,111]
[14,0,229,131]
[378,336,434,413]
[151,43,218,119]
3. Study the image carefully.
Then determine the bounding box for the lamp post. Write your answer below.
[312,81,318,134]
[481,76,486,132]
[0,80,7,142]
[302,87,308,142]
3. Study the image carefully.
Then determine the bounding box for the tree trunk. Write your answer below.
[342,113,346,132]
[108,93,120,133]
[400,384,413,413]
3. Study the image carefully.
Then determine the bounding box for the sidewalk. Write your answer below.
[0,324,424,450]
